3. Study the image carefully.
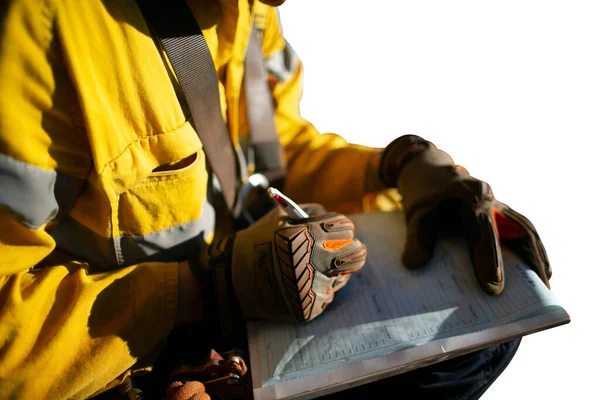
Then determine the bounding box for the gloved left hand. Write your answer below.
[192,203,367,338]
[230,204,367,322]
[378,134,552,295]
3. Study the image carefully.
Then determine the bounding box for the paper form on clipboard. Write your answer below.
[247,210,570,400]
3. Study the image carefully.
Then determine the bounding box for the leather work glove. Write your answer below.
[193,204,367,335]
[378,135,552,295]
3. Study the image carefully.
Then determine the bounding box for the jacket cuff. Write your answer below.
[379,135,430,187]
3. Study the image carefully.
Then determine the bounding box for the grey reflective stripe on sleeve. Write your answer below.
[50,200,216,268]
[264,41,299,83]
[0,153,85,228]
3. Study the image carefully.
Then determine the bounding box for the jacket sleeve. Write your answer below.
[0,3,178,398]
[260,8,396,214]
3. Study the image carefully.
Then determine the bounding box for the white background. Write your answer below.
[279,1,599,398]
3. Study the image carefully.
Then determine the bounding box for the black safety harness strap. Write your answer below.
[244,25,287,186]
[137,0,286,213]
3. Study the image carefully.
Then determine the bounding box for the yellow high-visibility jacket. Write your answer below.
[0,0,398,398]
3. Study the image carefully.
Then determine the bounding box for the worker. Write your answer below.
[0,0,552,399]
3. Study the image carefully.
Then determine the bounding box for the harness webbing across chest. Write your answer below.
[137,0,285,214]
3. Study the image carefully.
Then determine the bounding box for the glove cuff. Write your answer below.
[379,135,430,187]
[189,237,242,341]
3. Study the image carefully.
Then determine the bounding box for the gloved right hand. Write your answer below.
[377,134,552,295]
[194,204,367,332]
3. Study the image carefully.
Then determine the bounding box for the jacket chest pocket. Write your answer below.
[52,125,218,271]
[113,144,215,267]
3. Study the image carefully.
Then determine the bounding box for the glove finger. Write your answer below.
[330,274,352,292]
[316,213,366,275]
[312,272,352,296]
[453,164,470,176]
[325,239,367,276]
[500,206,552,287]
[471,209,505,295]
[402,207,437,269]
[318,213,355,233]
[291,211,353,234]
[306,289,335,321]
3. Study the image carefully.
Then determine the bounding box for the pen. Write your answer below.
[267,187,309,220]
